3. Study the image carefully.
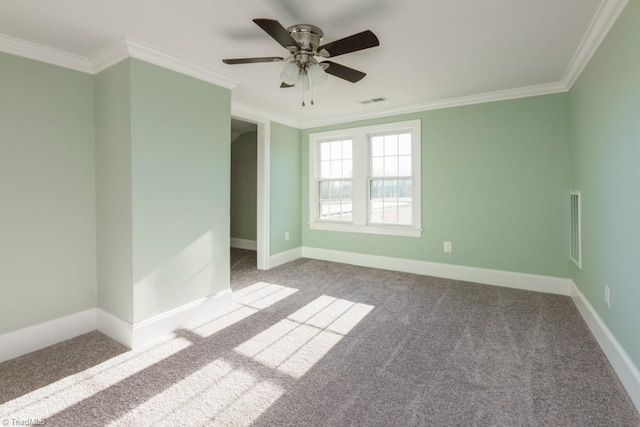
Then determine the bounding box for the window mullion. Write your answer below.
[352,133,367,226]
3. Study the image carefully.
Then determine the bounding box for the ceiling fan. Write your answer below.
[223,19,379,105]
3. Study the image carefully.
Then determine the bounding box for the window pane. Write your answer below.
[343,140,353,159]
[330,181,342,199]
[371,136,384,157]
[398,134,411,155]
[341,180,352,200]
[384,179,397,200]
[398,179,412,225]
[319,179,353,222]
[384,134,398,156]
[320,142,330,161]
[370,179,383,200]
[398,155,411,176]
[331,140,342,160]
[372,157,384,177]
[398,201,412,225]
[384,156,398,177]
[321,140,352,179]
[330,160,342,178]
[369,178,413,225]
[343,161,353,178]
[319,181,330,199]
[321,160,331,178]
[320,200,342,219]
[340,202,353,221]
[398,179,412,198]
[383,203,398,224]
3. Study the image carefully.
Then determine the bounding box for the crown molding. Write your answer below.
[88,38,130,73]
[562,0,630,89]
[0,33,92,73]
[0,33,239,90]
[122,39,239,89]
[300,81,568,129]
[88,38,239,89]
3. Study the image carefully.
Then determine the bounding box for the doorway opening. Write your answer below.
[229,113,270,272]
[230,118,258,270]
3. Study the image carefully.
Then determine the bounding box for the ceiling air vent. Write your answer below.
[359,96,388,105]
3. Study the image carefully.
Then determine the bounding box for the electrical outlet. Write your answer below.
[285,231,290,241]
[444,241,452,253]
[604,284,610,308]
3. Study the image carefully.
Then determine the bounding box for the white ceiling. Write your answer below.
[0,0,621,128]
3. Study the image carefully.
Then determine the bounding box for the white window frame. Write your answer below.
[309,119,422,237]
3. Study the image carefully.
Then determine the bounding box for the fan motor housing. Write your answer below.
[287,24,323,55]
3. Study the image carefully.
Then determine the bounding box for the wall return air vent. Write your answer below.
[570,190,582,269]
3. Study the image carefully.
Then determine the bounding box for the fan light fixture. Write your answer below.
[280,61,299,85]
[280,60,328,106]
[308,62,328,86]
[223,19,380,107]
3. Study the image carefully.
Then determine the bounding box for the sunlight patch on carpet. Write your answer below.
[191,282,298,338]
[107,358,284,426]
[235,295,374,378]
[0,338,191,421]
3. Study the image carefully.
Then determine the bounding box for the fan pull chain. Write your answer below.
[311,75,315,106]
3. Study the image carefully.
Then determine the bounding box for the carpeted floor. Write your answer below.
[1,248,638,426]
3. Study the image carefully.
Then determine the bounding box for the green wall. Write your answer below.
[231,131,257,241]
[302,94,572,279]
[95,60,134,323]
[569,0,640,367]
[96,58,232,325]
[130,60,231,323]
[0,53,96,334]
[271,122,302,255]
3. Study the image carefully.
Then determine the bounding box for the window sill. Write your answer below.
[309,221,423,237]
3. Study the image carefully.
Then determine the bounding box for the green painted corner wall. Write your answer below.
[271,122,302,255]
[95,59,134,323]
[302,94,572,279]
[231,131,257,241]
[130,59,231,323]
[0,53,97,334]
[569,0,640,368]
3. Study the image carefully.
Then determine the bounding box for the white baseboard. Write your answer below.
[131,288,233,348]
[98,288,233,349]
[301,247,573,296]
[96,309,133,348]
[269,247,303,269]
[570,281,640,413]
[0,309,97,363]
[0,290,234,363]
[230,238,257,251]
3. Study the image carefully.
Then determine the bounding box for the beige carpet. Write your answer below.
[1,248,638,426]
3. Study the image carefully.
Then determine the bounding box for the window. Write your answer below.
[309,120,422,237]
[370,133,413,226]
[318,139,353,222]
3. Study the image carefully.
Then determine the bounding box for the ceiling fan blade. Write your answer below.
[321,61,366,83]
[280,82,295,88]
[317,30,379,58]
[223,57,284,64]
[253,18,299,49]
